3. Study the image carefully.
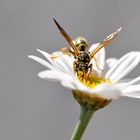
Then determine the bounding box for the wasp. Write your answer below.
[52,19,122,79]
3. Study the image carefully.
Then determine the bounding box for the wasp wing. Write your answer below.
[53,19,79,56]
[90,27,122,58]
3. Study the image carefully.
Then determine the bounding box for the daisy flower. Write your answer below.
[28,20,140,140]
[28,44,140,140]
[28,45,140,101]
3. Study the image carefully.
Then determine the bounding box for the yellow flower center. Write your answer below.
[77,73,111,88]
[74,73,111,108]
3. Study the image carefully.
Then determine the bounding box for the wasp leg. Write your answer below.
[93,57,103,72]
[88,64,93,78]
[83,70,87,80]
[60,47,75,56]
[50,51,62,59]
[73,60,77,75]
[51,47,75,59]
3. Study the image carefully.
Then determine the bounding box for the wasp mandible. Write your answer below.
[52,19,122,79]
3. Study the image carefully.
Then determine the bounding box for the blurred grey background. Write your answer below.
[0,0,140,140]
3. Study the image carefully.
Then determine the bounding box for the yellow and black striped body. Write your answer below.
[75,51,90,76]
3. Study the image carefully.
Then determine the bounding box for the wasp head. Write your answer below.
[73,36,88,51]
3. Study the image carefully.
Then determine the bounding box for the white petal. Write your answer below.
[62,55,74,70]
[38,70,77,89]
[124,75,140,86]
[38,70,60,80]
[60,55,74,74]
[89,43,105,71]
[122,85,140,93]
[121,85,140,98]
[114,76,140,92]
[106,58,118,68]
[105,52,133,78]
[36,49,54,65]
[53,58,68,71]
[52,55,73,74]
[94,84,121,100]
[88,43,100,52]
[102,58,118,77]
[79,83,121,100]
[122,92,140,99]
[106,52,140,83]
[38,70,69,80]
[28,55,54,69]
[61,80,76,89]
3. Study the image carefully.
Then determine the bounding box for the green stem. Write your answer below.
[71,105,95,140]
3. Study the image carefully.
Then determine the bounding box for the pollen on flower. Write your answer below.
[77,73,111,88]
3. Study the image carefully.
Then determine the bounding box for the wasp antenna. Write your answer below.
[53,19,79,55]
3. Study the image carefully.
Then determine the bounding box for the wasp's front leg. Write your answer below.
[50,47,74,59]
[60,47,75,56]
[88,64,93,78]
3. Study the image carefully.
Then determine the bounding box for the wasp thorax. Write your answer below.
[73,36,88,51]
[78,52,90,63]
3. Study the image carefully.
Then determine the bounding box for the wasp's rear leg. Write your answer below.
[83,70,87,80]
